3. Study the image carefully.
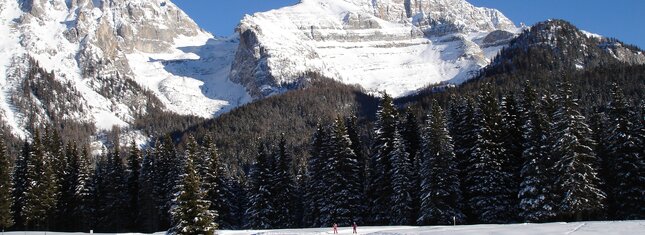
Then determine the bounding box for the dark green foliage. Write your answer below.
[388,129,414,225]
[245,144,275,229]
[22,131,57,230]
[138,148,159,233]
[169,137,216,235]
[465,85,517,223]
[0,135,13,230]
[368,93,398,225]
[127,141,142,230]
[551,81,606,221]
[417,101,464,225]
[518,84,557,222]
[604,84,645,219]
[271,134,297,228]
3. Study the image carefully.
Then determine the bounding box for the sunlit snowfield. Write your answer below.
[4,221,644,235]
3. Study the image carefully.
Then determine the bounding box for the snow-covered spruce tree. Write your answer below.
[169,137,217,235]
[73,146,94,232]
[304,124,330,227]
[321,118,364,226]
[448,96,477,220]
[203,135,242,229]
[368,93,398,224]
[500,94,523,198]
[0,135,14,231]
[126,141,142,230]
[518,83,557,222]
[12,141,29,229]
[154,136,181,229]
[271,134,297,228]
[138,147,160,233]
[57,143,80,230]
[345,116,368,224]
[604,84,644,219]
[400,107,422,221]
[389,127,415,225]
[417,101,464,225]
[551,81,605,221]
[100,140,128,231]
[22,131,57,230]
[245,143,275,229]
[465,84,516,224]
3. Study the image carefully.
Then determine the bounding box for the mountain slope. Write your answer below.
[232,0,519,98]
[0,0,250,140]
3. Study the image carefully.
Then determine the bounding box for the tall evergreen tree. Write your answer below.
[448,96,477,220]
[388,128,414,225]
[304,124,329,227]
[500,94,523,193]
[271,134,297,228]
[138,147,159,233]
[12,141,29,229]
[368,93,398,224]
[155,136,181,229]
[551,81,605,221]
[465,85,516,223]
[518,84,557,222]
[169,137,216,235]
[57,143,80,231]
[604,84,645,219]
[98,140,128,232]
[22,131,57,230]
[320,118,364,226]
[245,143,275,229]
[73,146,93,232]
[127,141,142,230]
[400,107,421,221]
[417,101,464,225]
[0,135,14,231]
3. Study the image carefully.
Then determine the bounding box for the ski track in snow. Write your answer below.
[4,221,644,235]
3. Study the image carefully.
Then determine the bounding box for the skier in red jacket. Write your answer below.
[352,222,358,234]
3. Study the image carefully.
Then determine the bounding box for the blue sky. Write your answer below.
[173,0,644,48]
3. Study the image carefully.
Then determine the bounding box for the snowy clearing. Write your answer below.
[4,221,643,235]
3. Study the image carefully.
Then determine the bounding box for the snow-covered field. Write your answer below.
[4,221,643,235]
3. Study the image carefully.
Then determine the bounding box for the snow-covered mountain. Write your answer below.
[0,0,250,139]
[1,0,643,142]
[231,0,519,98]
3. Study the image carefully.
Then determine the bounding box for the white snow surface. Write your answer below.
[237,0,519,97]
[5,221,644,235]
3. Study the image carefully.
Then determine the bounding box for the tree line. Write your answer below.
[0,80,643,233]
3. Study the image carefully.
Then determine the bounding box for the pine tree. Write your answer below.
[98,138,128,232]
[245,143,275,229]
[604,84,644,219]
[126,141,142,230]
[501,94,523,196]
[12,141,29,229]
[74,146,93,232]
[22,131,57,230]
[155,136,181,229]
[368,93,398,224]
[320,118,364,226]
[169,137,216,235]
[465,85,516,223]
[518,83,557,222]
[304,124,329,227]
[448,96,477,220]
[551,81,605,221]
[138,148,159,233]
[417,101,464,225]
[389,127,414,225]
[271,134,297,228]
[0,135,14,231]
[400,107,421,221]
[57,142,80,231]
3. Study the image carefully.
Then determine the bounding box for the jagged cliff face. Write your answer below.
[231,0,519,98]
[0,0,251,140]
